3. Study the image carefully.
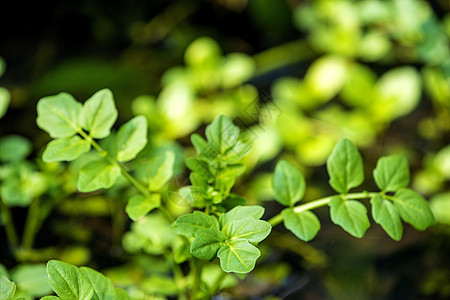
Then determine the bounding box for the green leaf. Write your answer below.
[218,239,260,273]
[327,138,364,193]
[174,211,220,237]
[282,208,321,242]
[190,229,226,260]
[273,160,306,207]
[11,264,52,297]
[0,135,32,162]
[41,296,61,300]
[79,267,116,300]
[373,155,410,192]
[114,288,130,300]
[371,194,403,241]
[77,159,121,192]
[46,260,94,300]
[36,93,82,138]
[115,116,148,162]
[126,194,161,221]
[219,205,264,228]
[220,194,247,211]
[1,276,16,300]
[329,196,370,238]
[225,217,271,244]
[223,140,252,162]
[185,158,212,179]
[205,115,239,154]
[393,188,436,230]
[80,89,118,139]
[191,134,219,161]
[147,151,175,191]
[0,87,10,119]
[43,136,91,162]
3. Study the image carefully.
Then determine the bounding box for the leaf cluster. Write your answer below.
[273,138,436,241]
[173,206,271,273]
[182,115,251,209]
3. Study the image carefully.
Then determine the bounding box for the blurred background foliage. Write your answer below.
[0,0,449,299]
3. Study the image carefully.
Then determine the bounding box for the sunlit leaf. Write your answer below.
[77,159,121,192]
[0,276,16,300]
[373,155,410,192]
[371,194,403,241]
[46,260,94,300]
[80,89,118,139]
[36,93,82,138]
[43,136,91,162]
[126,194,161,221]
[393,188,436,230]
[218,239,260,273]
[327,138,364,193]
[174,211,220,237]
[115,116,147,162]
[190,229,226,260]
[79,267,116,300]
[282,208,320,241]
[329,196,370,238]
[273,160,306,207]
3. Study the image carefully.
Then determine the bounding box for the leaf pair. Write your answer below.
[370,155,435,240]
[37,90,149,192]
[42,260,129,300]
[273,160,321,241]
[173,206,271,273]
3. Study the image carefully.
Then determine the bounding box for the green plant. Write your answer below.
[1,89,437,299]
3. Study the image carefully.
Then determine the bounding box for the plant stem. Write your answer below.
[0,197,19,248]
[78,129,176,224]
[22,197,40,251]
[171,254,187,300]
[268,192,378,227]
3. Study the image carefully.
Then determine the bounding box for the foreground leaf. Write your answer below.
[327,138,364,193]
[282,208,320,241]
[36,93,82,138]
[77,159,121,192]
[393,188,436,230]
[373,155,410,192]
[1,276,16,300]
[205,115,239,154]
[329,196,370,238]
[191,134,219,161]
[190,229,226,260]
[46,260,94,300]
[371,194,403,241]
[116,116,148,162]
[218,239,260,273]
[79,267,116,300]
[126,194,161,221]
[273,160,306,207]
[225,217,271,243]
[174,211,220,237]
[80,89,118,139]
[219,205,265,228]
[43,136,91,162]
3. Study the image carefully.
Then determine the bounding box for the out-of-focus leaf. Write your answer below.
[0,135,32,162]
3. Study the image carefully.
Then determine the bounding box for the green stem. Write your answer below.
[22,197,40,251]
[0,198,19,248]
[268,192,378,227]
[78,129,176,224]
